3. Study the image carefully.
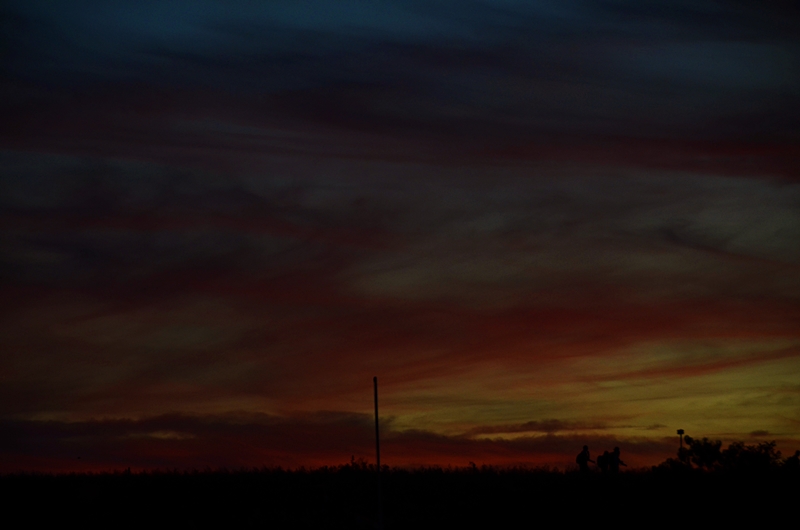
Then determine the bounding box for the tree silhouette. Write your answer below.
[721,441,782,472]
[783,450,800,472]
[670,435,787,472]
[678,436,722,470]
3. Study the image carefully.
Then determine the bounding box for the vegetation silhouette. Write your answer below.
[2,438,797,528]
[659,434,793,474]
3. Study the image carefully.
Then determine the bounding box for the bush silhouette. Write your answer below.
[672,435,787,472]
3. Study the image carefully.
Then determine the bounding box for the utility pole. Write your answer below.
[678,429,684,450]
[374,376,383,530]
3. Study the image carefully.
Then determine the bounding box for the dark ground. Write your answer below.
[2,465,797,528]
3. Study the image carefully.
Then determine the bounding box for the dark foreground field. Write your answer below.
[3,465,798,528]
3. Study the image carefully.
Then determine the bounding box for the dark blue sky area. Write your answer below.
[4,0,799,142]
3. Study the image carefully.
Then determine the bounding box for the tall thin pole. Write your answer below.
[374,376,381,470]
[374,376,383,530]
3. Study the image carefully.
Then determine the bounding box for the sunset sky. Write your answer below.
[2,1,799,472]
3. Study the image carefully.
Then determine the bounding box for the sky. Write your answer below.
[1,0,799,472]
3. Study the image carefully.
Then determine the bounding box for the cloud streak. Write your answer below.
[0,412,679,472]
[466,419,609,436]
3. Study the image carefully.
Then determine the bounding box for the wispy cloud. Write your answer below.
[466,419,609,436]
[0,412,680,472]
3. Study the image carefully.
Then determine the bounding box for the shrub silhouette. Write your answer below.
[672,435,786,472]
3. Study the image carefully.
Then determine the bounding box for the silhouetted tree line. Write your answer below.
[2,442,798,528]
[657,435,800,473]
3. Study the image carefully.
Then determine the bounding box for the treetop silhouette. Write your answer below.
[661,434,794,472]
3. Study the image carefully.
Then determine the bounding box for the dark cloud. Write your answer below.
[1,150,798,427]
[0,412,371,471]
[0,412,677,472]
[466,419,609,435]
[3,1,799,141]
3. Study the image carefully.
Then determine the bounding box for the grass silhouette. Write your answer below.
[3,455,798,528]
